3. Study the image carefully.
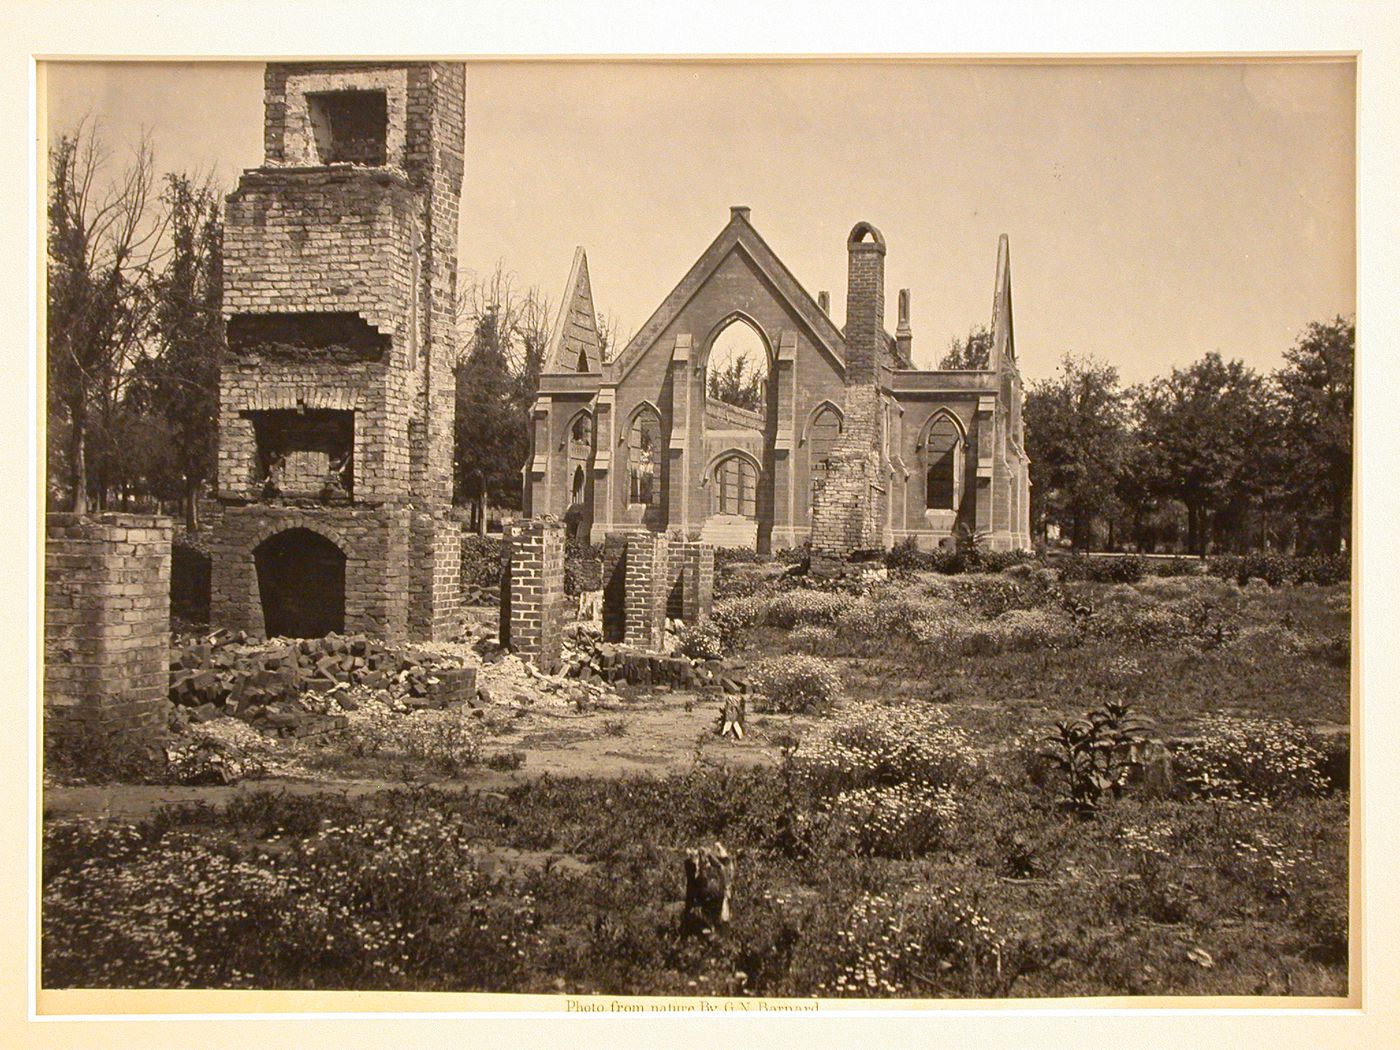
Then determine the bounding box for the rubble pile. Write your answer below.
[461,582,501,606]
[559,622,752,693]
[168,629,478,738]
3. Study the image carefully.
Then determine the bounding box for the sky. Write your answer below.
[43,59,1355,385]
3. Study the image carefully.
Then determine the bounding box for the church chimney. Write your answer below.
[844,222,886,385]
[817,290,830,315]
[895,288,912,364]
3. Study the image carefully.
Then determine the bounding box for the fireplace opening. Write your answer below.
[254,527,347,638]
[250,409,354,501]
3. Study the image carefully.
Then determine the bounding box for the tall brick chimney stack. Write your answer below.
[844,222,886,385]
[809,222,893,574]
[896,288,912,364]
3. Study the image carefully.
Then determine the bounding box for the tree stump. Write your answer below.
[682,841,735,935]
[717,694,745,739]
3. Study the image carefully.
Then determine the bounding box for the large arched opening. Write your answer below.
[704,316,770,419]
[253,527,347,637]
[700,315,775,550]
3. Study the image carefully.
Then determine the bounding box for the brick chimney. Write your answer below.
[844,222,886,385]
[896,288,912,364]
[810,222,892,575]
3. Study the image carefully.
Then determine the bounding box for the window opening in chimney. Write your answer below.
[307,90,389,166]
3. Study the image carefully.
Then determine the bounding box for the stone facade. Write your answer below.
[498,519,566,673]
[44,514,173,735]
[526,208,1032,565]
[208,62,464,641]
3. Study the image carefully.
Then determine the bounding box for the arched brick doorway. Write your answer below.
[253,527,347,637]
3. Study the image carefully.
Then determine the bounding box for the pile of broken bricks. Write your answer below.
[560,622,752,694]
[169,630,477,739]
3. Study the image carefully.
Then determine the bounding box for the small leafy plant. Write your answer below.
[1040,700,1153,814]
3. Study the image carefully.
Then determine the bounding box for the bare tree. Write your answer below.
[47,120,168,513]
[596,311,632,364]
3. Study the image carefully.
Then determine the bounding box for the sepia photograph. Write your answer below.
[32,44,1366,1020]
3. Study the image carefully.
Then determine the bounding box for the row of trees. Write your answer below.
[1024,320,1354,556]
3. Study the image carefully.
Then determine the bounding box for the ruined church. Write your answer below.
[525,209,1032,562]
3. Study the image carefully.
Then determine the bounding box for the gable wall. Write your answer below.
[611,247,847,540]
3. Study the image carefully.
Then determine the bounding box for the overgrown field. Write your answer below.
[42,566,1351,998]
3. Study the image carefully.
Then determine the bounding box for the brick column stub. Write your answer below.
[499,518,565,673]
[44,513,174,737]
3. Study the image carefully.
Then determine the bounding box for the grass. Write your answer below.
[41,768,1347,996]
[40,573,1350,997]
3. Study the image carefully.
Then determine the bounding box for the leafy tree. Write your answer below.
[452,263,551,531]
[1134,352,1269,556]
[1025,354,1128,550]
[126,173,224,528]
[47,122,167,512]
[707,352,765,411]
[938,324,992,370]
[1275,316,1353,554]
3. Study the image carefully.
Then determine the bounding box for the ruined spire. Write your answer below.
[544,247,602,374]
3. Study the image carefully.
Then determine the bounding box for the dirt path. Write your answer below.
[43,692,813,821]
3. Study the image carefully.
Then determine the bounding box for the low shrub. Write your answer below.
[459,536,503,589]
[43,805,538,989]
[1207,551,1350,588]
[963,608,1080,655]
[749,654,845,713]
[344,700,484,776]
[821,783,961,858]
[1085,595,1239,650]
[676,619,723,661]
[1146,556,1203,578]
[44,718,166,785]
[1056,555,1145,584]
[1174,715,1330,804]
[1291,553,1350,587]
[715,546,765,568]
[793,700,978,793]
[763,588,856,628]
[773,543,811,566]
[885,536,1036,577]
[836,589,965,640]
[815,883,1008,998]
[924,573,1056,619]
[1036,701,1154,813]
[712,594,770,648]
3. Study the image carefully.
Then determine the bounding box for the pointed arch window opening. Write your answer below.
[715,455,758,519]
[627,407,660,506]
[923,414,965,512]
[705,317,770,415]
[808,405,843,506]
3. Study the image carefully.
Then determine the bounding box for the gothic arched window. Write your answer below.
[715,455,758,518]
[627,406,660,506]
[809,405,842,469]
[923,413,964,511]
